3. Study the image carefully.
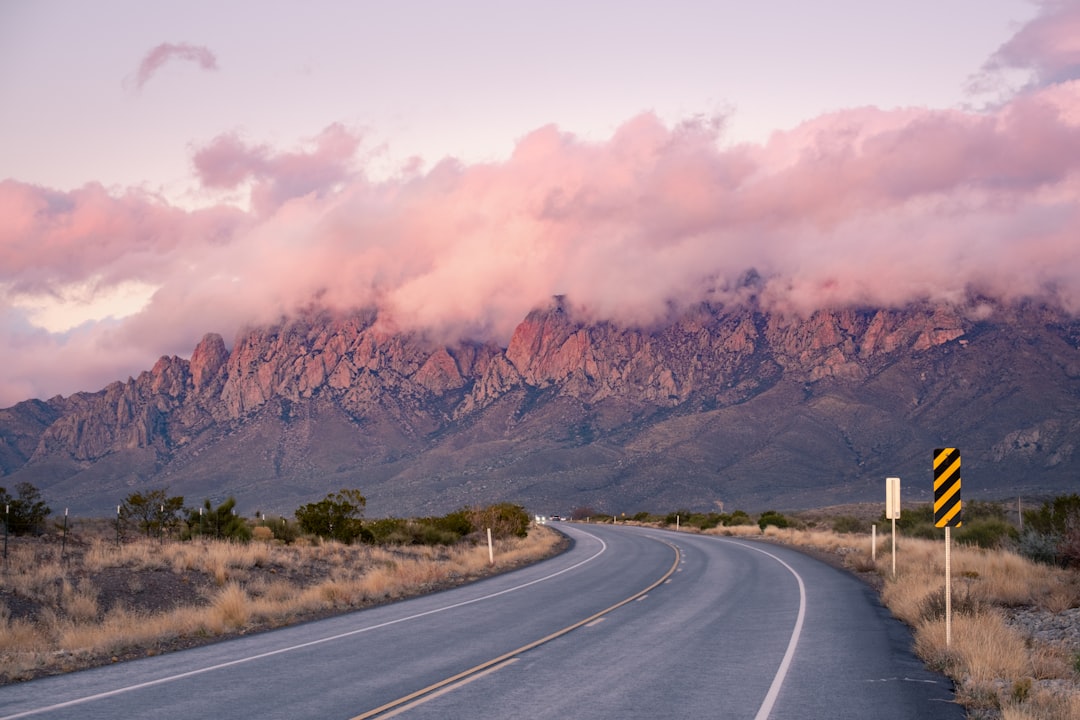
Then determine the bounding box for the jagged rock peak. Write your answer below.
[190,333,229,394]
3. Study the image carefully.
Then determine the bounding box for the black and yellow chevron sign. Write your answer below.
[933,447,962,528]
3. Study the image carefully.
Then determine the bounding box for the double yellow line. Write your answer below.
[352,538,681,719]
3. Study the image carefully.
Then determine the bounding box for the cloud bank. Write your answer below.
[2,6,1080,407]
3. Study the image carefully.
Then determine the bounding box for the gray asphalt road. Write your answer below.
[0,523,963,719]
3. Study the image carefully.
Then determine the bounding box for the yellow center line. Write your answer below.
[350,539,682,719]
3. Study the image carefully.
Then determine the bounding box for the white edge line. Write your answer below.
[723,540,807,720]
[0,530,609,720]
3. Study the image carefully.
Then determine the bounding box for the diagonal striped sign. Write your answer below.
[933,447,962,528]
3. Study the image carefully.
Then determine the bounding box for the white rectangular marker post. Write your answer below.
[886,477,900,577]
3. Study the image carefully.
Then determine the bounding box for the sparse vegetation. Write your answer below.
[0,511,561,684]
[1021,494,1080,568]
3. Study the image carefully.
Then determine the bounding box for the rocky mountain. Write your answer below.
[2,297,1078,518]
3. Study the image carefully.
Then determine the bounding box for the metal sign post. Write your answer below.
[885,477,900,577]
[933,448,963,647]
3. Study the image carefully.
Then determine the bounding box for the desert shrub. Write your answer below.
[631,511,654,523]
[1019,494,1080,567]
[758,510,789,531]
[188,497,251,542]
[251,526,274,543]
[1058,525,1080,568]
[0,482,51,536]
[467,503,530,539]
[365,518,457,545]
[366,518,410,544]
[122,488,184,538]
[411,523,461,546]
[723,510,754,527]
[687,513,723,530]
[430,510,472,538]
[887,503,934,530]
[295,489,368,544]
[663,510,691,527]
[1023,494,1080,536]
[256,516,299,544]
[917,584,985,623]
[365,511,476,546]
[956,518,1019,549]
[832,515,869,534]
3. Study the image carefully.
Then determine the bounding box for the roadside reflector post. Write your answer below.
[487,528,494,566]
[885,477,901,578]
[871,524,876,563]
[933,448,963,647]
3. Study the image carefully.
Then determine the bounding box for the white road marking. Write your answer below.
[723,540,807,720]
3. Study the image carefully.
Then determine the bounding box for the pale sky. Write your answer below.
[2,0,1079,407]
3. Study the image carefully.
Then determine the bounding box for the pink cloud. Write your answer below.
[4,9,1080,407]
[192,124,361,214]
[132,42,218,92]
[973,0,1080,91]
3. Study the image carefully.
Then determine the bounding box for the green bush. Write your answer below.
[955,518,1018,549]
[365,517,464,546]
[687,513,723,530]
[295,489,368,544]
[723,510,754,527]
[758,510,789,531]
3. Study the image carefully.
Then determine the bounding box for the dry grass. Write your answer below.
[0,524,562,683]
[700,523,1080,720]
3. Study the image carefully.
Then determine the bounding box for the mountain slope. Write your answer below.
[2,299,1078,517]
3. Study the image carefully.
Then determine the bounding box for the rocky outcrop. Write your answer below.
[3,297,1078,516]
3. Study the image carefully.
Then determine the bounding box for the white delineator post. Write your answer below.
[871,524,876,563]
[487,528,494,566]
[885,477,901,578]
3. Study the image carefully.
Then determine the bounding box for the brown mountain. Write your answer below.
[2,297,1078,518]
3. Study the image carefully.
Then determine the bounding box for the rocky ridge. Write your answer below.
[1,297,1078,517]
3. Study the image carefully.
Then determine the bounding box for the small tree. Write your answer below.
[295,489,367,543]
[122,489,184,538]
[758,510,790,531]
[0,482,52,536]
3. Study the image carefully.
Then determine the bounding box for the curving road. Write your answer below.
[0,523,963,719]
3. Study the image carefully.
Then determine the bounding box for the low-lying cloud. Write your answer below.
[2,5,1079,407]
